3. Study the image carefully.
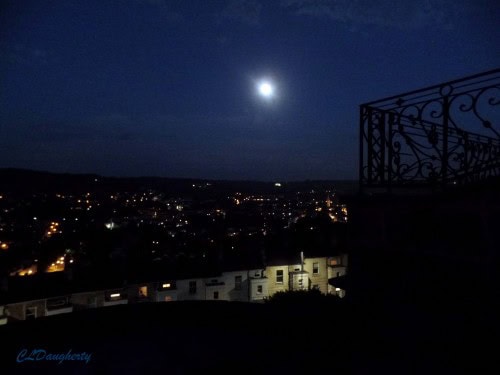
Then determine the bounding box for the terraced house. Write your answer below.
[0,253,348,323]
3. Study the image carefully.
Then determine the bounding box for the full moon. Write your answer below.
[258,81,274,98]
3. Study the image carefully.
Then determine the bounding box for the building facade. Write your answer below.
[0,254,347,323]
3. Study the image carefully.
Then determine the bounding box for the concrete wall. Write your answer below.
[46,306,73,316]
[6,302,25,320]
[304,257,329,294]
[176,278,206,301]
[204,276,227,300]
[103,299,128,307]
[7,300,46,320]
[46,296,73,316]
[289,271,310,291]
[266,265,290,297]
[72,291,104,310]
[0,305,6,325]
[250,278,268,301]
[223,270,250,302]
[156,290,178,302]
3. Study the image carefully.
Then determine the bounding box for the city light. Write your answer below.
[16,265,37,276]
[47,255,65,273]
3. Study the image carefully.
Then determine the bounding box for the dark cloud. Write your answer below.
[0,113,147,145]
[132,0,184,23]
[217,0,263,26]
[134,0,167,6]
[4,44,51,66]
[279,0,473,30]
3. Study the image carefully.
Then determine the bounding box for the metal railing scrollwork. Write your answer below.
[360,69,500,191]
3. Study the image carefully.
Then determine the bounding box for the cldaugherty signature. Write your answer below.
[17,348,92,365]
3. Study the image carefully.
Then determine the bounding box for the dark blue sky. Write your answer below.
[1,0,499,180]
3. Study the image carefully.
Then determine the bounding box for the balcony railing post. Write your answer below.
[442,96,450,186]
[359,106,364,191]
[387,112,394,192]
[379,111,386,185]
[463,132,469,184]
[367,107,373,185]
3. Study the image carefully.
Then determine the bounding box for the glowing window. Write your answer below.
[330,258,339,266]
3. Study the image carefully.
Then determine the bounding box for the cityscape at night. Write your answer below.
[0,169,350,287]
[1,0,499,374]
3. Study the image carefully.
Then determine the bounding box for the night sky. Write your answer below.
[1,1,499,181]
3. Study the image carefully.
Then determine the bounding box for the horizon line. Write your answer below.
[0,167,359,184]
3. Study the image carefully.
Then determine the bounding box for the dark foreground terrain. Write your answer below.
[1,297,494,375]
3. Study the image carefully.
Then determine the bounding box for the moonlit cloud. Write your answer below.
[217,0,263,26]
[280,0,474,30]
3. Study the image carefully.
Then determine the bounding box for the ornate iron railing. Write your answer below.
[360,69,500,191]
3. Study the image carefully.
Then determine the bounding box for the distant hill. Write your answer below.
[0,168,358,195]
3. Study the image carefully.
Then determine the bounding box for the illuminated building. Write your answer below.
[0,252,348,323]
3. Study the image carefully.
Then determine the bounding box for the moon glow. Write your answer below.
[258,81,274,98]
